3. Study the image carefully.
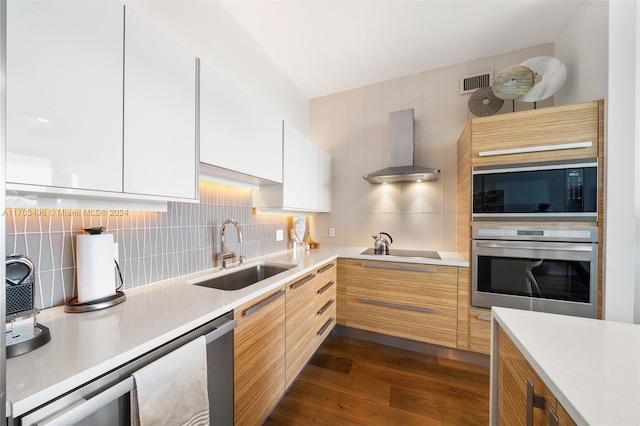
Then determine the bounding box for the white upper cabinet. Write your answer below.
[254,122,331,213]
[6,1,124,192]
[318,149,332,212]
[282,125,306,209]
[200,62,283,184]
[123,7,198,200]
[302,139,319,211]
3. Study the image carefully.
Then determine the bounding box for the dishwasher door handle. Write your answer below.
[204,318,237,344]
[38,377,135,426]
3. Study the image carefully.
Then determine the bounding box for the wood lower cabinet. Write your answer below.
[234,286,286,426]
[336,259,348,325]
[314,261,337,346]
[342,259,458,348]
[496,325,576,425]
[469,308,492,354]
[285,271,316,388]
[235,260,338,424]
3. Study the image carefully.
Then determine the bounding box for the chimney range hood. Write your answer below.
[363,109,440,184]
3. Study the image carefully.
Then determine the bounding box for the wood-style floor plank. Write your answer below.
[266,333,490,426]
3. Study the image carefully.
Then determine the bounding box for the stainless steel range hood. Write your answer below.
[363,109,440,184]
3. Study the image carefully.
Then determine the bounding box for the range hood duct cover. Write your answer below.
[363,109,440,184]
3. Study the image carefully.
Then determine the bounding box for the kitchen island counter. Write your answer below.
[6,245,467,419]
[491,307,640,425]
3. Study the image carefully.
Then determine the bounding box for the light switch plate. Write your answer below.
[276,229,284,241]
[329,227,336,237]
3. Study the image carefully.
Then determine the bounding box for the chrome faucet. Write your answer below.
[220,219,243,269]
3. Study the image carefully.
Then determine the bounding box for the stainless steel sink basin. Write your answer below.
[190,263,296,291]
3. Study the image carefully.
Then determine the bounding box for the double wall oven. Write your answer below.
[470,158,599,319]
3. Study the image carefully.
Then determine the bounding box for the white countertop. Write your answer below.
[492,307,640,425]
[6,245,467,418]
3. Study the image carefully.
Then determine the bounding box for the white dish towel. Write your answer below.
[131,336,210,426]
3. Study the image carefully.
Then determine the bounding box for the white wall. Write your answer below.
[125,0,309,135]
[605,0,640,324]
[310,44,555,250]
[555,1,609,105]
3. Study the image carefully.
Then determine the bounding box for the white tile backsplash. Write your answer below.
[311,42,555,250]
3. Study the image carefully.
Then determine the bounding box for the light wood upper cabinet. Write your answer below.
[470,101,601,167]
[123,7,198,199]
[343,259,458,348]
[234,286,286,426]
[200,61,283,184]
[6,1,124,192]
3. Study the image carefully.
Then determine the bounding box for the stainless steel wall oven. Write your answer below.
[472,225,598,318]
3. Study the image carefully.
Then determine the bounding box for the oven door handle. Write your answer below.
[475,242,594,252]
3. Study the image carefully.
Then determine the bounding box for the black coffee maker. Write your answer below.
[6,254,50,357]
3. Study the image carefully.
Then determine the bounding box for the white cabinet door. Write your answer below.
[282,124,306,209]
[123,7,197,199]
[303,139,319,211]
[6,1,124,192]
[318,148,332,212]
[200,62,283,184]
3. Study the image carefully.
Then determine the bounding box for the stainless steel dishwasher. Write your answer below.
[11,311,236,425]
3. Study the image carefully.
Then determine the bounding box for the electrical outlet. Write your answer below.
[329,227,336,237]
[276,229,284,241]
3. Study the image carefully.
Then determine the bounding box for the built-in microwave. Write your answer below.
[472,159,598,221]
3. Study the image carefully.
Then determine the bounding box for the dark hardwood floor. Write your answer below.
[265,333,490,426]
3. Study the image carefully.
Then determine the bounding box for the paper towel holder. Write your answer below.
[65,227,126,313]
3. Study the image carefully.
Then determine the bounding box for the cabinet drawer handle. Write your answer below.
[318,263,335,274]
[290,273,315,290]
[478,141,592,157]
[317,280,335,295]
[361,298,436,314]
[360,262,437,273]
[317,299,334,316]
[244,290,285,317]
[317,317,334,336]
[477,314,491,322]
[526,379,546,426]
[549,410,559,426]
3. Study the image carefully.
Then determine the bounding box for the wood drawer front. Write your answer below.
[315,261,337,282]
[469,308,492,355]
[346,295,457,347]
[285,273,317,388]
[497,326,557,425]
[471,101,599,167]
[347,261,458,310]
[234,286,286,426]
[336,259,348,325]
[315,269,337,346]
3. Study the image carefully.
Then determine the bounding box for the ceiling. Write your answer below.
[220,0,585,99]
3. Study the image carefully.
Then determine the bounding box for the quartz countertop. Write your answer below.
[492,307,640,425]
[6,245,467,418]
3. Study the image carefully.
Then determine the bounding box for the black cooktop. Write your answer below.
[360,248,441,260]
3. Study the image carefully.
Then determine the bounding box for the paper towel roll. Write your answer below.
[76,233,116,303]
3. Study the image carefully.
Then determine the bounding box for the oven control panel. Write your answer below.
[474,226,597,242]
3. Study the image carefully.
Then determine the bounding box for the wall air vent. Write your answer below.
[460,71,493,94]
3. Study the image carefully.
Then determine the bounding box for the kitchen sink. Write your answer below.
[190,262,296,291]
